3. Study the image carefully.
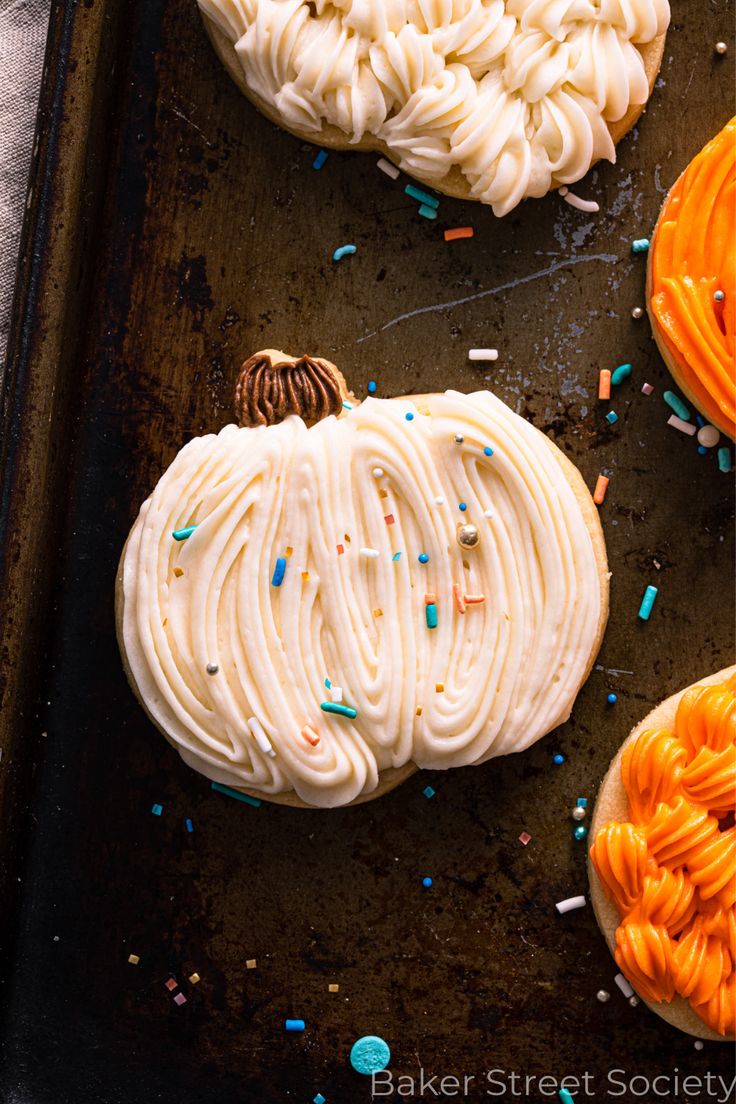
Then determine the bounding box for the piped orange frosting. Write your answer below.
[590,673,736,1036]
[650,117,736,437]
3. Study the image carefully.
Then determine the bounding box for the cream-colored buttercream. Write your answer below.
[198,0,669,214]
[121,391,602,806]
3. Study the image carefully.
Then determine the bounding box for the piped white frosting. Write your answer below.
[198,0,669,214]
[121,391,603,806]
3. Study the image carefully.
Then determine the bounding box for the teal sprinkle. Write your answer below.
[151,803,163,816]
[423,786,435,798]
[392,552,401,561]
[559,1091,575,1104]
[350,1036,391,1076]
[610,363,632,386]
[718,447,732,473]
[172,524,197,541]
[425,603,438,629]
[332,244,357,262]
[631,238,650,253]
[342,400,354,410]
[405,184,439,209]
[577,797,588,808]
[605,411,619,425]
[573,825,588,841]
[638,585,658,621]
[314,1096,326,1104]
[663,390,691,421]
[210,781,261,807]
[418,204,437,220]
[324,677,331,689]
[321,702,357,719]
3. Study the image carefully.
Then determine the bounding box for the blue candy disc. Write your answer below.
[350,1035,391,1075]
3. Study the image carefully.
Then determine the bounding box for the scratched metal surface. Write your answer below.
[0,1,734,1102]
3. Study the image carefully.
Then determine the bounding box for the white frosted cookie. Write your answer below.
[117,350,608,807]
[198,0,669,215]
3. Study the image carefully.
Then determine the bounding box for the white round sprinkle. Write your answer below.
[483,509,493,519]
[694,1040,704,1051]
[468,348,498,362]
[555,895,586,915]
[434,496,445,506]
[372,467,384,478]
[596,990,610,1003]
[360,547,380,558]
[697,424,720,448]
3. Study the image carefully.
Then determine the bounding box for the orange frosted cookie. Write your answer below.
[589,667,736,1040]
[648,118,736,439]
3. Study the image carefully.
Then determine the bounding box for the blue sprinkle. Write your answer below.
[324,677,331,689]
[418,553,429,564]
[271,557,287,587]
[321,702,358,719]
[312,149,328,170]
[458,502,467,512]
[553,754,565,766]
[576,797,588,808]
[483,446,494,456]
[350,1036,391,1076]
[405,411,414,421]
[342,400,354,410]
[285,1019,305,1032]
[392,552,401,561]
[718,447,732,473]
[185,817,194,833]
[314,1096,326,1104]
[405,184,439,209]
[172,524,198,541]
[425,603,438,629]
[605,411,619,425]
[368,380,377,393]
[210,781,261,808]
[697,445,708,455]
[332,244,357,262]
[151,803,163,816]
[695,414,706,427]
[422,876,433,888]
[573,825,588,841]
[423,786,436,799]
[663,390,691,421]
[607,693,617,704]
[638,585,658,621]
[559,1091,575,1104]
[631,238,650,254]
[418,204,437,220]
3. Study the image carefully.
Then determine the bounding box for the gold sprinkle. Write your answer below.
[328,983,340,993]
[188,972,201,985]
[173,566,184,578]
[246,959,257,970]
[302,571,310,581]
[373,608,383,618]
[285,546,293,557]
[462,560,470,571]
[435,683,444,693]
[344,534,351,543]
[127,954,140,966]
[416,706,423,716]
[379,488,388,499]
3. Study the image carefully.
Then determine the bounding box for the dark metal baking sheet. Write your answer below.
[0,1,734,1101]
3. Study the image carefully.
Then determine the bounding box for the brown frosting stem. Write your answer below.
[234,352,344,427]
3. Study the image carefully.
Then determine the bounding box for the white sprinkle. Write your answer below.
[555,895,586,915]
[697,424,720,448]
[614,972,635,998]
[562,190,600,213]
[434,495,445,506]
[372,467,384,478]
[668,414,697,436]
[360,547,380,558]
[641,382,654,395]
[468,348,498,362]
[377,157,399,180]
[483,509,493,519]
[247,716,276,758]
[330,685,343,704]
[694,1040,704,1051]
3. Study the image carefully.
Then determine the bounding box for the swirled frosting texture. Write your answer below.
[121,391,602,806]
[590,673,736,1037]
[198,0,669,214]
[650,117,736,438]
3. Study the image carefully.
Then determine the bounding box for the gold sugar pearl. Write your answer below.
[457,523,480,549]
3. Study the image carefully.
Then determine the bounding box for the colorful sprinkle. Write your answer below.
[314,1095,326,1104]
[561,190,599,213]
[336,543,345,555]
[464,594,485,604]
[392,551,402,561]
[663,390,691,420]
[607,693,617,704]
[519,831,532,846]
[615,973,634,998]
[611,363,632,386]
[332,244,357,262]
[128,954,140,965]
[361,547,380,558]
[667,414,696,436]
[593,474,609,505]
[321,702,357,719]
[248,716,276,758]
[185,817,194,833]
[555,895,586,915]
[189,973,201,984]
[605,411,619,425]
[312,149,328,170]
[165,978,177,991]
[559,1090,575,1104]
[373,607,383,618]
[350,1036,391,1076]
[718,447,733,473]
[172,566,184,577]
[418,204,437,220]
[405,411,414,421]
[573,825,588,841]
[330,685,343,703]
[577,798,588,808]
[697,424,720,448]
[422,876,433,887]
[246,959,257,969]
[553,753,565,766]
[468,348,498,361]
[405,184,439,209]
[631,238,650,253]
[285,1019,305,1032]
[210,781,261,808]
[377,157,400,179]
[384,514,395,526]
[435,683,444,693]
[302,724,320,747]
[172,524,197,541]
[641,382,654,395]
[453,584,466,614]
[418,552,429,564]
[444,227,474,241]
[151,803,163,816]
[458,502,467,512]
[483,446,493,457]
[174,993,187,1006]
[271,557,286,586]
[328,983,339,992]
[425,603,438,629]
[434,495,445,505]
[367,380,377,393]
[637,585,658,621]
[423,786,435,799]
[598,370,611,399]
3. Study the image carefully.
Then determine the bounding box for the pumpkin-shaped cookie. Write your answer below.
[117,350,608,807]
[589,666,736,1041]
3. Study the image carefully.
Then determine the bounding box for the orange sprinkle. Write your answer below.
[344,534,351,543]
[464,594,485,604]
[424,592,436,604]
[384,513,395,525]
[173,566,184,578]
[416,706,423,716]
[285,546,294,557]
[598,369,611,400]
[301,571,310,581]
[373,608,383,618]
[301,724,320,747]
[336,543,344,555]
[593,474,610,505]
[435,683,444,693]
[453,584,466,614]
[444,227,474,242]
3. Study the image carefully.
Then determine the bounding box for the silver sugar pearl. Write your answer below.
[715,41,728,55]
[454,433,464,444]
[572,805,587,821]
[631,306,644,319]
[629,995,639,1007]
[596,990,611,1003]
[694,1040,704,1051]
[457,523,480,549]
[206,663,219,675]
